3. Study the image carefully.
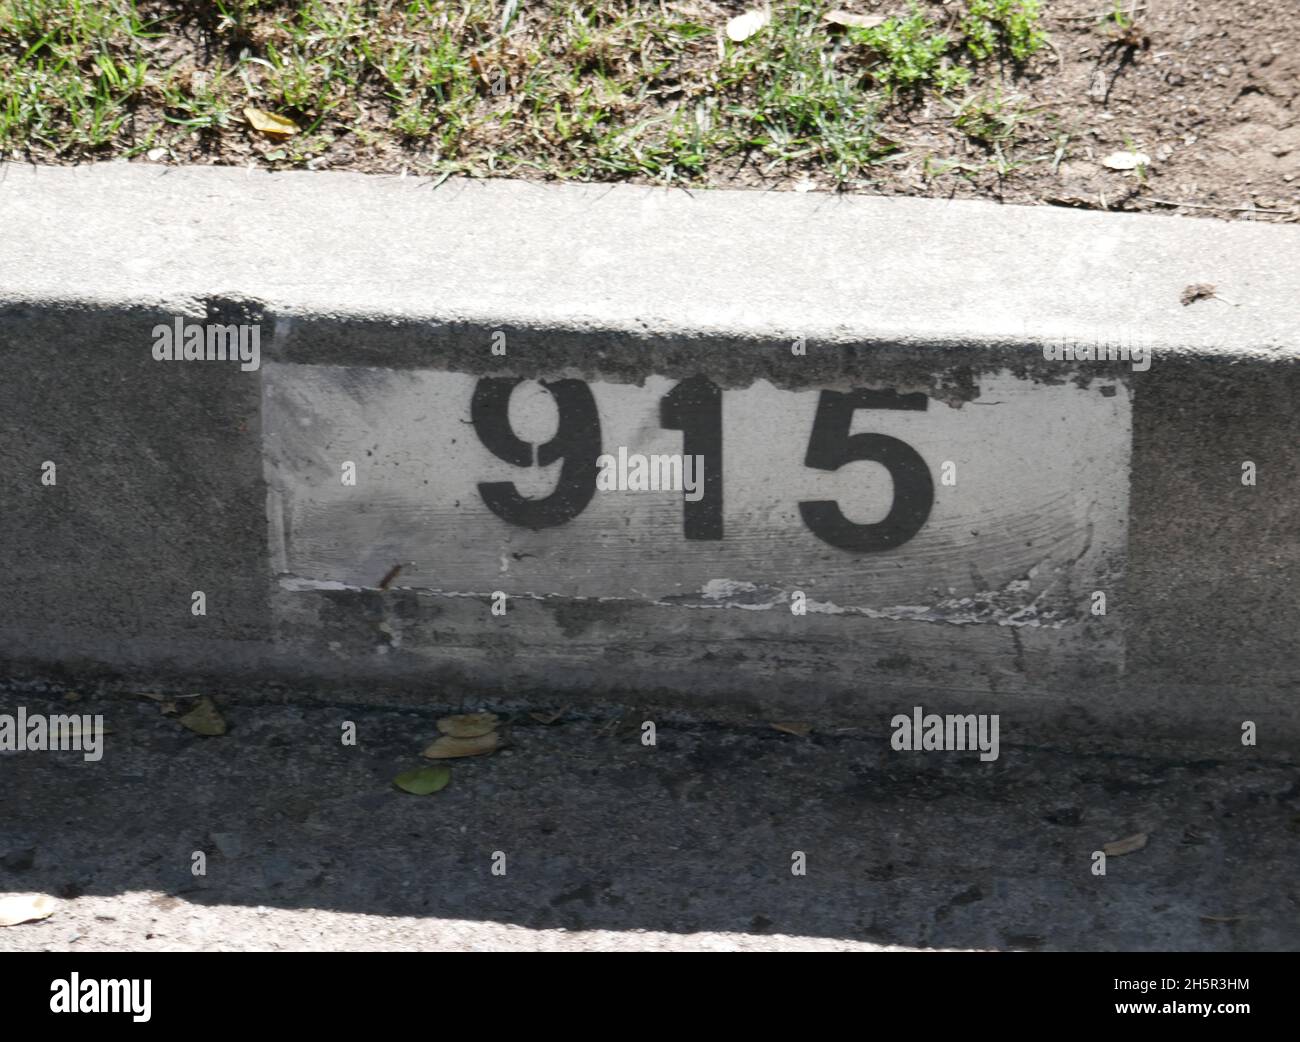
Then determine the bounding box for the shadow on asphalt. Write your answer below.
[3,692,1298,950]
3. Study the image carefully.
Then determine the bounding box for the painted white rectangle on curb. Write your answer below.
[263,364,1129,626]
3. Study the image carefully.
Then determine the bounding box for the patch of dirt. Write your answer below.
[956,0,1299,219]
[742,0,1299,219]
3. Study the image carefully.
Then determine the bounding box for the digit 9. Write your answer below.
[471,377,601,530]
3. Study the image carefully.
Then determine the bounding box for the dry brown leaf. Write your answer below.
[824,10,886,29]
[1180,283,1216,306]
[1103,832,1148,856]
[1199,914,1245,923]
[178,696,226,736]
[437,712,500,738]
[1101,150,1150,171]
[0,893,58,927]
[726,10,770,42]
[243,107,299,137]
[529,708,567,725]
[422,732,500,759]
[597,712,637,737]
[771,721,812,737]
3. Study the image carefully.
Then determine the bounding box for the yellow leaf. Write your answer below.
[1103,832,1148,856]
[178,696,226,736]
[771,721,812,737]
[422,732,500,759]
[243,107,299,137]
[393,765,451,795]
[437,712,500,738]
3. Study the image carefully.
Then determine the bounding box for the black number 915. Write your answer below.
[470,376,934,553]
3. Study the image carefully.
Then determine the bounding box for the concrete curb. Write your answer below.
[1,162,1296,741]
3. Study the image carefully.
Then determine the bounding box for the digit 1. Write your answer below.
[660,375,723,540]
[471,377,601,530]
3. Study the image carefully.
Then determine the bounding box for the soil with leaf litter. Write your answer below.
[0,0,1295,221]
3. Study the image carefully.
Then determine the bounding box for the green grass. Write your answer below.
[719,0,894,178]
[0,0,1053,185]
[964,0,1047,63]
[1105,0,1133,30]
[953,89,1023,145]
[849,5,969,95]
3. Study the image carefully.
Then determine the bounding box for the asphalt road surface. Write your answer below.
[2,688,1296,952]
